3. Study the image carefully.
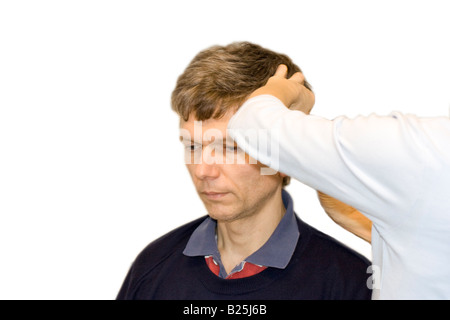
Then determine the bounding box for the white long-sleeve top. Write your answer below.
[228,95,450,300]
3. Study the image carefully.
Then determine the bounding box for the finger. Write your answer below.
[274,64,288,78]
[289,72,305,84]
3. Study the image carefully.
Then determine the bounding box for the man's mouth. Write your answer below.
[201,191,229,200]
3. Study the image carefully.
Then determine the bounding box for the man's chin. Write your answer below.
[206,208,241,223]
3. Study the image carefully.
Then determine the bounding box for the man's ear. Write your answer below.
[280,172,291,187]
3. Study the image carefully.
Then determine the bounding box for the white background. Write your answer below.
[1,0,449,299]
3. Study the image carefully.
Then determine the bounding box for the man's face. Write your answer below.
[180,111,285,222]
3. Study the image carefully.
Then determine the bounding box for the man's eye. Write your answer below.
[225,146,240,152]
[186,145,201,151]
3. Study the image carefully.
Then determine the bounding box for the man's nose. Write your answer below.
[194,148,221,180]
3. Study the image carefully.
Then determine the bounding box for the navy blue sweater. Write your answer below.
[117,215,372,300]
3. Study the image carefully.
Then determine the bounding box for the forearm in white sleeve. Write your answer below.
[228,95,449,227]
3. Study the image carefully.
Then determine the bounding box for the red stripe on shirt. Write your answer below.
[205,256,267,279]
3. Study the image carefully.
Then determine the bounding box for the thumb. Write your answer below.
[274,64,288,78]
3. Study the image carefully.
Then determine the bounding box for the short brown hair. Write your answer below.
[171,41,312,122]
[172,42,311,187]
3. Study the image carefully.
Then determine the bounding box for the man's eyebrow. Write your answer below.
[179,137,196,143]
[179,133,234,144]
[179,136,203,145]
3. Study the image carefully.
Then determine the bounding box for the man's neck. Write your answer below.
[216,190,286,275]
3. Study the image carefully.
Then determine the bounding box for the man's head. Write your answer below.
[172,42,312,122]
[172,42,313,222]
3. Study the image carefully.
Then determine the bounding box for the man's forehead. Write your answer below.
[179,114,235,143]
[180,110,235,130]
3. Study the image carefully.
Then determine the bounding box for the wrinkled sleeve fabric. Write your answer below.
[228,95,450,231]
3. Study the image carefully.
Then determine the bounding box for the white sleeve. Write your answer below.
[228,95,450,228]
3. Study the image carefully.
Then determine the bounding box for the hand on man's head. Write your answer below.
[249,64,315,114]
